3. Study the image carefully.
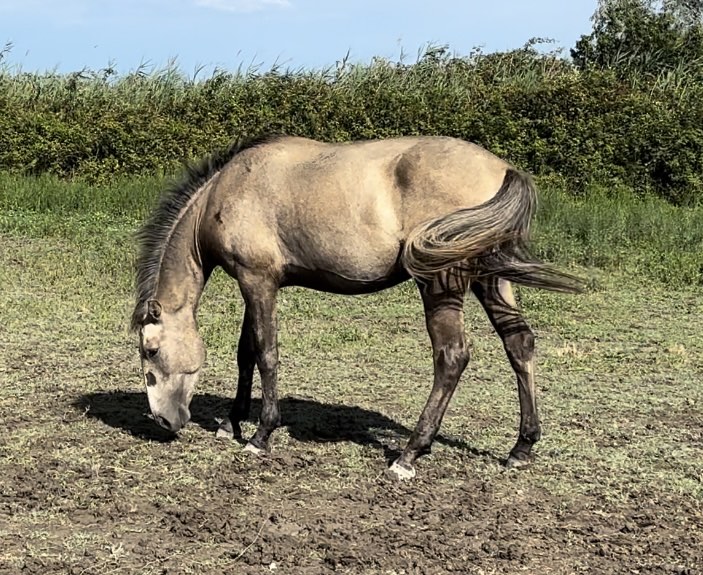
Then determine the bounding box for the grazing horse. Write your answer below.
[131,134,583,480]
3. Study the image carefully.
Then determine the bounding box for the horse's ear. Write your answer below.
[146,299,162,322]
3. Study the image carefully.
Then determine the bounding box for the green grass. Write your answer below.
[535,183,703,286]
[0,203,702,573]
[0,171,160,217]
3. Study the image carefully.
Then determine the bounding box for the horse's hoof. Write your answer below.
[505,454,531,469]
[216,419,234,439]
[387,460,416,481]
[243,442,265,456]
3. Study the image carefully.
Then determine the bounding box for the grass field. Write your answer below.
[1,187,702,573]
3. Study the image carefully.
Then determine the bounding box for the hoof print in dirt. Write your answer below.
[387,461,417,481]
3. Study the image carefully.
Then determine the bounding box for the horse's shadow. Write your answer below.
[71,391,498,463]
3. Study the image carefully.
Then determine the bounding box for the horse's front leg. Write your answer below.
[217,308,255,440]
[236,274,281,454]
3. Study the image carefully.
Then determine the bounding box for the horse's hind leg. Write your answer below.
[390,271,470,480]
[471,278,539,468]
[217,309,256,440]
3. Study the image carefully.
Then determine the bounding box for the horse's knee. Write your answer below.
[505,327,535,363]
[256,348,278,375]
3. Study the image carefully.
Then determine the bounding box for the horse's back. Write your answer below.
[215,134,511,225]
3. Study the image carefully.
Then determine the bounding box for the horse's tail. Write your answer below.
[402,168,585,294]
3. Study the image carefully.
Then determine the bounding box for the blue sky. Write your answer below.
[0,0,598,74]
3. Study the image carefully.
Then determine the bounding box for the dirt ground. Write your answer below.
[2,389,702,575]
[1,231,702,574]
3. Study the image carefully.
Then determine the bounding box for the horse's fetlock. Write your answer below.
[521,427,541,445]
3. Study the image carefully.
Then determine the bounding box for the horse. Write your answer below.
[131,134,583,480]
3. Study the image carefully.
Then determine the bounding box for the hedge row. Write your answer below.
[1,47,702,204]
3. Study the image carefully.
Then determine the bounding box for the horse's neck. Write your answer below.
[155,197,208,315]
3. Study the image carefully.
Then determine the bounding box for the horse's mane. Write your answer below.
[130,133,281,331]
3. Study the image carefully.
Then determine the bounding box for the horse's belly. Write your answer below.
[282,238,408,294]
[282,262,409,294]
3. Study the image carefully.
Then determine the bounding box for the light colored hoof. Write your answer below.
[215,418,234,440]
[388,460,416,481]
[216,426,234,440]
[243,442,265,456]
[505,455,531,469]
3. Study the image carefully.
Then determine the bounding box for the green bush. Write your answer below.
[1,43,703,204]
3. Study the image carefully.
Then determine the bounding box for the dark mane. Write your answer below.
[130,133,281,331]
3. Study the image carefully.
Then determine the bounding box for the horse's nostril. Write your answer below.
[145,372,157,387]
[154,414,173,431]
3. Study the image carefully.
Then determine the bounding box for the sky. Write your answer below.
[0,0,598,75]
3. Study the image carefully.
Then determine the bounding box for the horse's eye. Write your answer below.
[145,372,157,387]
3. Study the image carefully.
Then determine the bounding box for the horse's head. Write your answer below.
[136,299,206,432]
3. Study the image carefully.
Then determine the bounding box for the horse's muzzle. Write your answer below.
[151,405,191,433]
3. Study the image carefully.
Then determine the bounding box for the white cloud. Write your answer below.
[195,0,290,13]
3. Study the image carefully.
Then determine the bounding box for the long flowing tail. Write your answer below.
[402,168,585,293]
